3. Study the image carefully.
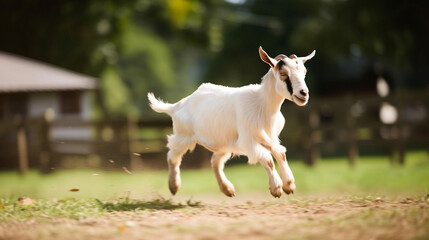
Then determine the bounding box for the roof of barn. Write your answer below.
[0,52,97,93]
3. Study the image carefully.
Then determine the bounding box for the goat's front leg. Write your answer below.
[211,152,235,197]
[270,145,296,194]
[250,145,283,198]
[258,133,296,194]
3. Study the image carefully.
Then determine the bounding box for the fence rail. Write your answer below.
[300,91,429,165]
[1,91,428,173]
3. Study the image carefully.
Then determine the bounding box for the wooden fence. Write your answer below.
[298,92,429,165]
[0,91,428,173]
[0,113,210,174]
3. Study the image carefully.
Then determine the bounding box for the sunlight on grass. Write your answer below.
[0,151,428,200]
[0,197,103,221]
[0,196,202,221]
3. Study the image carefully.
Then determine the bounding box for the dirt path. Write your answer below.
[1,196,428,240]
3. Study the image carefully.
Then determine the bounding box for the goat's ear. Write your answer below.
[259,46,276,68]
[300,50,316,64]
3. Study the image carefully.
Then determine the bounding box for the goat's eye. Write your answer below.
[280,73,287,77]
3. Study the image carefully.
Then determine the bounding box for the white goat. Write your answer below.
[148,47,315,198]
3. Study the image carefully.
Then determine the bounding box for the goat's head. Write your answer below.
[259,46,315,106]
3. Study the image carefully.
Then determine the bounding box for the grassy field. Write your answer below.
[0,151,428,240]
[1,151,428,199]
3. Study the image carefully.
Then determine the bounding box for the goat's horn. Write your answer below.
[300,50,316,63]
[275,54,287,61]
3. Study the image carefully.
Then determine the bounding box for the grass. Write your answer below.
[0,151,428,199]
[0,196,202,221]
[95,197,201,212]
[0,197,103,221]
[0,151,428,222]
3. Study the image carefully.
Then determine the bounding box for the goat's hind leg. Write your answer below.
[211,152,235,197]
[166,135,194,195]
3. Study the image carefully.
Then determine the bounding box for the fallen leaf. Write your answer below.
[18,198,36,205]
[132,152,141,156]
[122,167,132,175]
[109,159,115,164]
[118,225,127,232]
[69,189,80,192]
[92,173,100,176]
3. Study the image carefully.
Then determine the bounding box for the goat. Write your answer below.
[147,47,315,198]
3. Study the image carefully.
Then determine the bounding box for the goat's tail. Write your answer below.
[147,92,174,115]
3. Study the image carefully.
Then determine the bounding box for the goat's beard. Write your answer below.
[292,95,308,106]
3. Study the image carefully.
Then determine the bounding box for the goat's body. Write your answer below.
[149,77,285,164]
[149,73,292,198]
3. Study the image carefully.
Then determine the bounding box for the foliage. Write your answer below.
[0,0,135,76]
[99,66,133,115]
[0,0,226,116]
[290,0,428,70]
[0,0,427,116]
[204,0,429,91]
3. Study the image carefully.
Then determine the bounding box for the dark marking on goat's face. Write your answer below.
[277,59,286,71]
[277,60,293,96]
[285,78,293,96]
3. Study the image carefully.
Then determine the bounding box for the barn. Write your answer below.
[0,52,98,171]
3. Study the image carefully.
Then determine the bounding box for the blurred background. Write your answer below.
[0,0,428,176]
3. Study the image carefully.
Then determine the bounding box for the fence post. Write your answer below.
[14,115,28,175]
[39,109,54,173]
[118,117,131,170]
[127,115,139,170]
[388,95,406,165]
[306,110,320,166]
[397,98,406,165]
[347,107,358,167]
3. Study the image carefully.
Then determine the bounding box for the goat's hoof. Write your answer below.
[223,191,236,197]
[169,181,180,196]
[169,185,179,195]
[270,186,282,198]
[221,185,236,197]
[283,181,296,195]
[270,189,282,198]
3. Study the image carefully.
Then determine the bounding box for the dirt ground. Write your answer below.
[1,196,428,240]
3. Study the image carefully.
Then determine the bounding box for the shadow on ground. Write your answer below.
[95,198,202,212]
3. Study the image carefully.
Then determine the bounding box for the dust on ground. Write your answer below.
[1,195,428,240]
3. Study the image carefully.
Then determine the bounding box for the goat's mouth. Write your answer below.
[293,95,308,106]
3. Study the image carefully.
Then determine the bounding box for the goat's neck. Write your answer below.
[259,69,284,115]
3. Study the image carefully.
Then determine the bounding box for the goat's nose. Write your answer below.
[299,90,308,97]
